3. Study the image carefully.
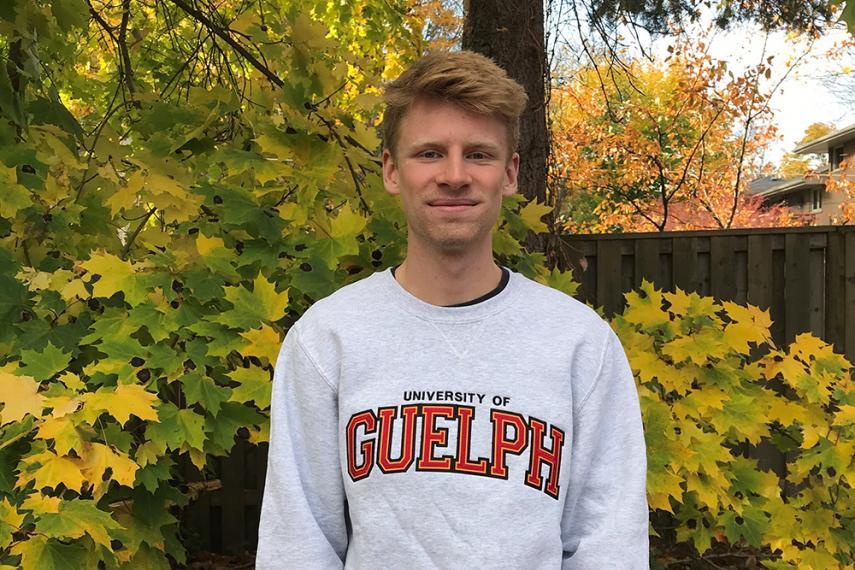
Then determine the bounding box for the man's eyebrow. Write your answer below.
[407,140,503,151]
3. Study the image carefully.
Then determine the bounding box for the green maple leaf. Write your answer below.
[215,272,289,330]
[0,265,29,343]
[229,366,271,409]
[19,341,72,381]
[518,199,552,233]
[11,535,91,570]
[51,0,90,32]
[288,255,339,301]
[35,499,123,549]
[134,456,175,494]
[535,266,579,298]
[721,506,766,547]
[181,372,232,416]
[205,402,266,452]
[111,489,178,554]
[311,207,367,269]
[145,403,206,453]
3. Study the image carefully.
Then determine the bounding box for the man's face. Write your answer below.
[382,98,519,256]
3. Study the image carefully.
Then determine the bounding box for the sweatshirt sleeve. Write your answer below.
[561,327,649,569]
[256,324,348,569]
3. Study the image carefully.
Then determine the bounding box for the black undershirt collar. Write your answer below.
[390,265,510,307]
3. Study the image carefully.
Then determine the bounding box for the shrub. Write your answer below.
[614,280,854,568]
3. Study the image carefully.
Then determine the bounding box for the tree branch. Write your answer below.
[167,0,284,87]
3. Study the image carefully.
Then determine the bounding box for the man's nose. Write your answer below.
[435,155,471,188]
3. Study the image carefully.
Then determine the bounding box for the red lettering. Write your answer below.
[377,405,418,473]
[489,410,528,478]
[454,406,489,475]
[525,416,565,499]
[416,405,456,471]
[347,410,377,481]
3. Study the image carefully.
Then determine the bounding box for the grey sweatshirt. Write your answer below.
[256,267,648,569]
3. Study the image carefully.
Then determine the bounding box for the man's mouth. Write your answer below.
[428,199,479,212]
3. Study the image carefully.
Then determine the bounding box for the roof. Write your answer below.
[748,175,824,198]
[793,123,855,155]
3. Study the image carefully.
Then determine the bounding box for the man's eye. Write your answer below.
[419,150,441,159]
[469,152,490,160]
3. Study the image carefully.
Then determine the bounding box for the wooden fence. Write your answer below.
[558,225,855,365]
[182,224,855,555]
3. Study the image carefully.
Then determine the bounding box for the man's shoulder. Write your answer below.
[511,270,609,332]
[294,269,386,331]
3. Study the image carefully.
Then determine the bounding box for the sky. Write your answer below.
[698,23,853,165]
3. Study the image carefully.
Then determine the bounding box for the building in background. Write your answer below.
[749,123,855,224]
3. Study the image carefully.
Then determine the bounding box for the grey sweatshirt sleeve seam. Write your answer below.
[292,326,339,395]
[575,328,612,416]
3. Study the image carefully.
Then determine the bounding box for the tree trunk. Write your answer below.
[462,0,556,266]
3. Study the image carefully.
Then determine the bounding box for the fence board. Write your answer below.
[846,232,855,361]
[747,234,773,311]
[596,240,623,315]
[826,231,846,355]
[634,239,660,288]
[710,236,737,302]
[784,233,812,347]
[672,237,699,292]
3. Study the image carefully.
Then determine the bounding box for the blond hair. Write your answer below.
[382,50,528,158]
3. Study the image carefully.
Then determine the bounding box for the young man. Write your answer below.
[256,51,648,568]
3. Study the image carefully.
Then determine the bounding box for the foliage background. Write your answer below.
[0,1,852,568]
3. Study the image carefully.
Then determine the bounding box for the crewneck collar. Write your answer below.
[376,265,520,323]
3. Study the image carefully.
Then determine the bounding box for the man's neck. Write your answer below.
[394,249,503,307]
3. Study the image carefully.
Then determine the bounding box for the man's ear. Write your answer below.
[502,152,520,197]
[382,148,399,196]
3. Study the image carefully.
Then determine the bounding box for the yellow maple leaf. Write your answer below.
[790,332,832,359]
[240,324,283,365]
[647,467,683,513]
[60,278,88,302]
[762,353,806,385]
[623,290,671,330]
[252,272,290,323]
[20,493,61,514]
[832,404,855,427]
[196,234,225,256]
[722,300,772,328]
[662,328,724,365]
[685,472,722,510]
[791,402,827,450]
[82,383,159,426]
[0,372,44,425]
[665,287,721,318]
[767,396,806,427]
[81,442,139,488]
[19,450,86,492]
[58,371,85,392]
[722,321,767,355]
[37,415,87,455]
[43,394,83,418]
